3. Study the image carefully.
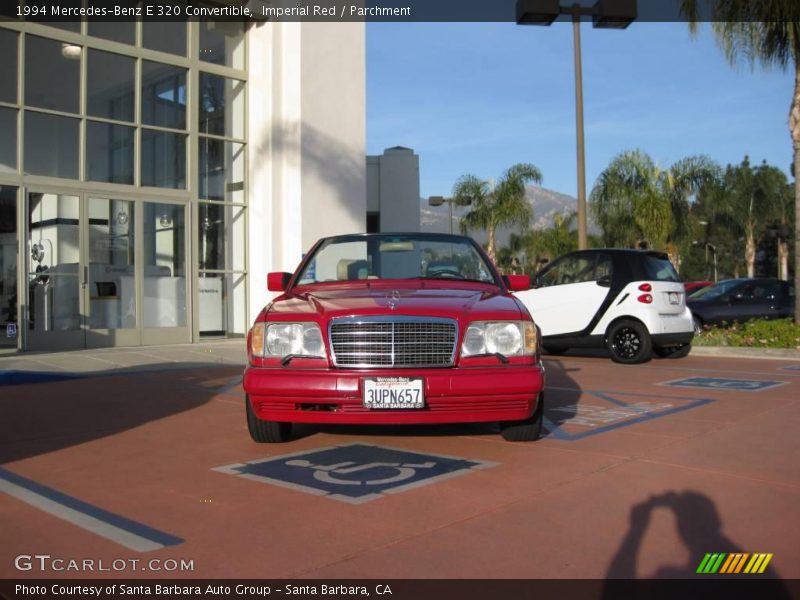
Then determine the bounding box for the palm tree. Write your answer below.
[680,1,800,320]
[590,150,718,264]
[451,163,543,263]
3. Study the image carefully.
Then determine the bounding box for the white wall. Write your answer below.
[246,21,366,323]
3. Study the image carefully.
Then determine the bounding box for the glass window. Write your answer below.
[198,272,247,337]
[0,108,16,173]
[199,138,245,202]
[199,73,245,139]
[88,20,135,45]
[24,111,79,179]
[199,20,245,69]
[86,122,134,184]
[87,198,136,330]
[199,203,246,271]
[27,192,81,331]
[142,22,187,56]
[143,202,186,327]
[141,130,186,189]
[25,35,80,114]
[641,254,680,282]
[87,49,135,122]
[0,29,17,104]
[142,61,187,130]
[0,186,17,346]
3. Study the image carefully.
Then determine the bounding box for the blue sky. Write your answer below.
[366,21,794,200]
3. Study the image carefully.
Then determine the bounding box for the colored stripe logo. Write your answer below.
[697,553,773,574]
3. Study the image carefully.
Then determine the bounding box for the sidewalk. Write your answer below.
[0,340,247,382]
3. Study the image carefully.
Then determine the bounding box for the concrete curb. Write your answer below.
[690,346,800,361]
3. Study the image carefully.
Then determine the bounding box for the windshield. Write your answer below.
[689,280,741,300]
[295,235,498,285]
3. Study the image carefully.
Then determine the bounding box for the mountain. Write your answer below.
[420,185,598,248]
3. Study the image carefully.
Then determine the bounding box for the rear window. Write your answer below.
[641,255,680,282]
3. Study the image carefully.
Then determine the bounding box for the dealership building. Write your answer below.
[0,15,367,351]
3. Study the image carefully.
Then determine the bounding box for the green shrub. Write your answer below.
[693,318,800,348]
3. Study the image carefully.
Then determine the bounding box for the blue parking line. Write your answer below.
[0,467,183,552]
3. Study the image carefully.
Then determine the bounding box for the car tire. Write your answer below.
[654,344,692,359]
[693,317,704,335]
[607,320,652,364]
[246,395,292,443]
[500,392,544,442]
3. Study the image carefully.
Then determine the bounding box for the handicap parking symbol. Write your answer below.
[6,323,16,338]
[660,377,786,392]
[214,443,496,503]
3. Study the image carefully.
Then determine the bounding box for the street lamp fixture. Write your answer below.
[428,195,455,235]
[516,0,636,250]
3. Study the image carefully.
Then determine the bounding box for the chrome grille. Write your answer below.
[329,317,457,368]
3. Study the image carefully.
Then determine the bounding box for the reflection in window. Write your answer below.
[141,130,186,189]
[88,20,135,45]
[0,29,17,104]
[86,122,134,184]
[87,198,136,330]
[143,203,186,327]
[198,272,246,337]
[0,186,17,345]
[199,138,245,202]
[199,72,244,139]
[143,22,187,56]
[142,61,187,130]
[199,20,244,69]
[0,108,16,173]
[199,203,246,271]
[88,49,135,122]
[24,111,79,179]
[25,35,80,113]
[27,192,81,331]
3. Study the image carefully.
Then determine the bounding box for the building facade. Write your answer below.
[0,17,366,351]
[366,146,420,233]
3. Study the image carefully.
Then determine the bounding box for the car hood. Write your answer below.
[266,283,525,322]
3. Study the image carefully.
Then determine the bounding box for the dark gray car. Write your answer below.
[688,278,795,331]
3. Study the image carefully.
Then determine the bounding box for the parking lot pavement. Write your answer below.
[1,351,798,580]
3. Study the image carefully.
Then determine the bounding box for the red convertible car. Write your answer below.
[244,233,545,443]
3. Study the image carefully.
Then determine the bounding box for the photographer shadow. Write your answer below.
[604,490,790,594]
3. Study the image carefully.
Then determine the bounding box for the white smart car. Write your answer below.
[514,249,694,364]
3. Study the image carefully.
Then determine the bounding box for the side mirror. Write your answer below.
[506,274,531,292]
[268,272,292,292]
[596,275,612,288]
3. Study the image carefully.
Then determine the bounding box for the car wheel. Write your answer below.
[654,344,692,359]
[607,320,652,364]
[693,317,704,335]
[500,392,544,442]
[246,394,292,443]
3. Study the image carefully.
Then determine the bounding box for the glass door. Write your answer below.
[140,200,190,346]
[85,197,140,347]
[25,190,84,350]
[0,186,18,349]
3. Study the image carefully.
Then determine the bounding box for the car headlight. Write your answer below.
[461,321,537,357]
[249,322,325,359]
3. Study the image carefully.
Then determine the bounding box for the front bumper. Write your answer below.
[243,364,545,425]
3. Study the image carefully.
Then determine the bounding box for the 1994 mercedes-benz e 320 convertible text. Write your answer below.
[244,233,545,443]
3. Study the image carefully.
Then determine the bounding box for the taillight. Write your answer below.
[637,294,653,304]
[638,283,652,292]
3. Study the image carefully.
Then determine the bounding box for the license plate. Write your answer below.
[669,292,680,305]
[363,377,425,409]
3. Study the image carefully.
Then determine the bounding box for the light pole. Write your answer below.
[516,0,636,250]
[428,196,454,234]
